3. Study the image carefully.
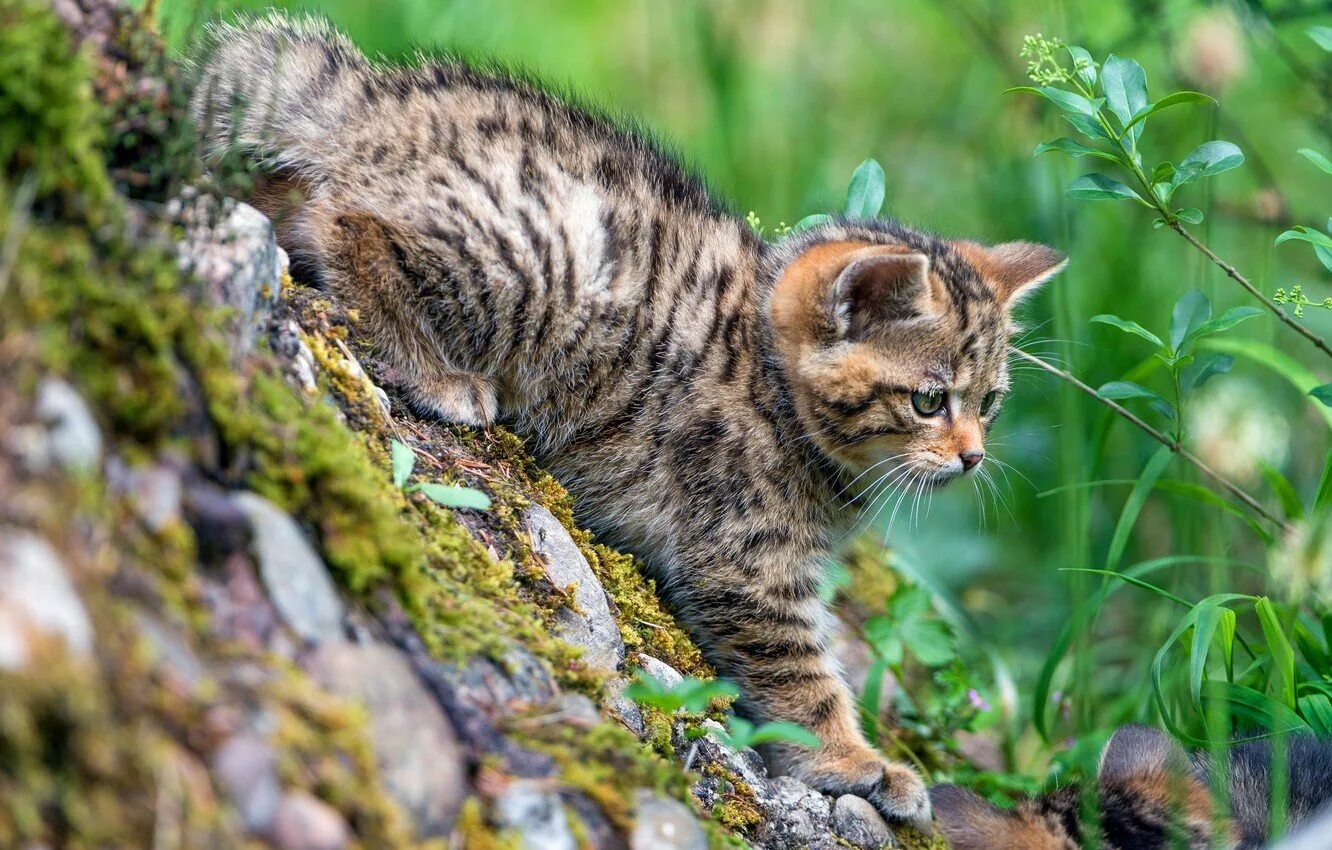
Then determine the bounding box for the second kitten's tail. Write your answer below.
[189,12,368,175]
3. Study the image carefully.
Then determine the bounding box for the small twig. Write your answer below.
[1010,348,1292,533]
[1167,222,1332,360]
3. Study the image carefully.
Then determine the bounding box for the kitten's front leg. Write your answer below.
[698,580,931,827]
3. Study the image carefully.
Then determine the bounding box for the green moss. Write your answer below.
[0,0,111,211]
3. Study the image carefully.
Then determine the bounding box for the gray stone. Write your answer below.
[173,196,281,362]
[523,504,624,673]
[35,377,101,473]
[135,612,206,688]
[637,654,683,690]
[630,791,708,850]
[0,529,93,670]
[127,462,183,532]
[556,693,602,727]
[269,791,351,850]
[493,780,576,850]
[306,642,466,838]
[752,777,837,850]
[235,493,345,644]
[832,795,896,849]
[211,733,282,834]
[603,677,646,738]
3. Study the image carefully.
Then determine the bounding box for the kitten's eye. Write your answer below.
[980,390,998,416]
[911,389,946,417]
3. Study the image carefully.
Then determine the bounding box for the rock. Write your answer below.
[630,791,708,850]
[211,733,282,834]
[182,480,252,564]
[173,195,282,362]
[135,612,206,689]
[637,654,683,689]
[273,320,318,394]
[752,777,837,850]
[306,642,467,837]
[523,504,624,673]
[493,780,577,850]
[269,792,351,850]
[234,493,345,644]
[35,377,102,473]
[110,459,182,532]
[832,795,896,849]
[373,384,391,416]
[603,678,646,738]
[556,693,601,727]
[0,529,93,670]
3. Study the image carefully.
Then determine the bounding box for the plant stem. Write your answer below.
[1010,347,1293,533]
[1167,223,1332,359]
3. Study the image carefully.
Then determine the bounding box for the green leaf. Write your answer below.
[1124,91,1216,131]
[1153,480,1272,543]
[900,618,955,667]
[1179,141,1245,178]
[390,439,416,489]
[1067,45,1097,86]
[1298,148,1332,175]
[1040,86,1105,116]
[1090,314,1164,347]
[844,158,886,219]
[1097,380,1167,404]
[1034,137,1119,162]
[1198,681,1311,739]
[1275,226,1332,250]
[1188,353,1233,389]
[1310,26,1332,52]
[1105,447,1172,572]
[1310,384,1332,407]
[1175,208,1204,224]
[745,721,820,748]
[1257,598,1298,709]
[791,213,832,233]
[860,657,891,744]
[1101,55,1148,140]
[863,616,903,665]
[1184,306,1264,343]
[1298,695,1332,738]
[1259,462,1304,521]
[1317,453,1332,512]
[1062,112,1113,141]
[411,483,492,510]
[1190,600,1232,708]
[1067,173,1141,202]
[1151,162,1176,184]
[1170,290,1212,351]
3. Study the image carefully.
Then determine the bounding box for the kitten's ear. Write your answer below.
[827,251,935,337]
[955,240,1067,308]
[1098,724,1185,782]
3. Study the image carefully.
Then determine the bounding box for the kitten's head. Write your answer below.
[768,219,1065,490]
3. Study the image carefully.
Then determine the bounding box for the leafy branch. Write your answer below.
[1009,36,1332,360]
[1010,347,1291,534]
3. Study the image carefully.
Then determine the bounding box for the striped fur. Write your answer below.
[932,726,1332,849]
[190,13,1066,826]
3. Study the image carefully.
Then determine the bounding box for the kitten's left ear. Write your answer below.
[954,241,1068,308]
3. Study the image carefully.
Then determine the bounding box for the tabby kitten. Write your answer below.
[931,725,1332,849]
[192,14,1066,825]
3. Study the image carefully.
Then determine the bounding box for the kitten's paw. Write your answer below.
[865,762,931,827]
[804,753,931,829]
[408,372,498,427]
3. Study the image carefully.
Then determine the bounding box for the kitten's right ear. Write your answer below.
[826,251,936,338]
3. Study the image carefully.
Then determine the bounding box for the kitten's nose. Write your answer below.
[959,450,984,470]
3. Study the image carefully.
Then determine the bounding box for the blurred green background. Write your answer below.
[155,0,1332,782]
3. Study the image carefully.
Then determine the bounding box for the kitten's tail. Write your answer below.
[188,12,366,176]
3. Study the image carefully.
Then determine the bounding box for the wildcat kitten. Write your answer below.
[191,13,1065,826]
[931,725,1332,849]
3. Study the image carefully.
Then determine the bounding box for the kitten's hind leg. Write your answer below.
[306,207,499,427]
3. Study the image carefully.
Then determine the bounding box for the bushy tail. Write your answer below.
[188,12,367,174]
